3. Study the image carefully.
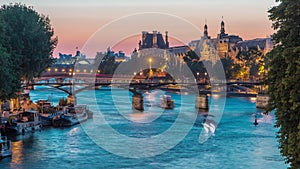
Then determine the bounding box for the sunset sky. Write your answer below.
[2,0,278,57]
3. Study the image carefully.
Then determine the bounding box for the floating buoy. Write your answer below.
[253,115,258,126]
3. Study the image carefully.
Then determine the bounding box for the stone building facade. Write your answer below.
[189,20,273,64]
[136,20,273,66]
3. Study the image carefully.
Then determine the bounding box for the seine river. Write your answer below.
[0,87,288,169]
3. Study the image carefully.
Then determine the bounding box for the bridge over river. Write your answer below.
[23,72,268,111]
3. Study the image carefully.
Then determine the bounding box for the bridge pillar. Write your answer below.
[132,94,144,111]
[195,94,209,112]
[67,95,77,105]
[256,94,269,109]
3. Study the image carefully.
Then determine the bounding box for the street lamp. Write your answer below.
[149,58,153,77]
[196,72,200,82]
[204,72,208,83]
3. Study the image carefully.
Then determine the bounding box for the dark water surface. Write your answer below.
[0,87,288,169]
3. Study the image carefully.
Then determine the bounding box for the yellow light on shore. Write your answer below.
[148,58,153,77]
[47,68,51,72]
[54,68,58,72]
[62,68,65,72]
[69,69,72,72]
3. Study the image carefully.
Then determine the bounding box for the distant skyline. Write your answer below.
[2,0,278,57]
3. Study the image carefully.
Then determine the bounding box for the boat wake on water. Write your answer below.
[199,119,216,144]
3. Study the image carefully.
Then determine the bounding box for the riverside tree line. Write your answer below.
[0,3,57,100]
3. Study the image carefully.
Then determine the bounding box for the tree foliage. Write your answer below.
[0,3,57,81]
[95,52,120,74]
[0,12,20,100]
[184,50,207,78]
[236,47,265,80]
[214,57,240,80]
[0,3,57,100]
[266,0,300,168]
[0,47,20,99]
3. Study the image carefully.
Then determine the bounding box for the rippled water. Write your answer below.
[0,87,288,169]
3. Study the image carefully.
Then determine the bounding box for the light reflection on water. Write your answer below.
[0,87,288,169]
[11,141,23,165]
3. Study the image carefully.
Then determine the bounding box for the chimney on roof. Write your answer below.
[153,30,158,48]
[142,31,147,45]
[165,31,169,48]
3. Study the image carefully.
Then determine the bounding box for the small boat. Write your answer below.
[39,112,61,126]
[0,134,12,160]
[52,105,88,127]
[159,95,174,109]
[36,100,57,126]
[4,110,42,135]
[144,91,156,107]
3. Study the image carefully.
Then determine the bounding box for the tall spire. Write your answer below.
[204,23,208,37]
[165,31,169,48]
[220,16,225,35]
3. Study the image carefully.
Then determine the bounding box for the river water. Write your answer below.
[0,87,288,169]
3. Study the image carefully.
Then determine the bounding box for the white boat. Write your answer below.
[52,105,88,127]
[0,134,12,160]
[159,95,175,109]
[4,110,42,135]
